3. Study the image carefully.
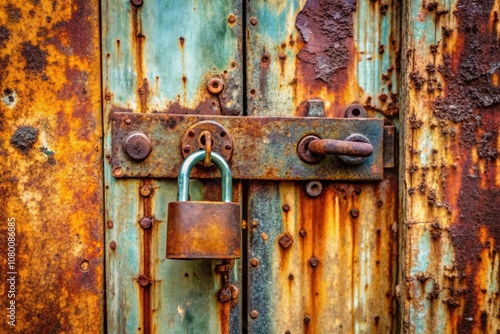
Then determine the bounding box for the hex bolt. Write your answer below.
[299,229,307,237]
[309,257,319,268]
[279,233,293,249]
[282,204,290,212]
[140,184,153,197]
[139,216,153,229]
[250,310,259,319]
[250,258,260,267]
[305,181,323,197]
[138,274,150,287]
[123,132,152,161]
[110,241,117,250]
[227,14,236,23]
[251,219,259,228]
[304,315,311,324]
[350,208,359,218]
[107,220,114,229]
[250,17,258,25]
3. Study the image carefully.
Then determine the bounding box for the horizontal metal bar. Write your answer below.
[308,139,374,157]
[111,112,384,180]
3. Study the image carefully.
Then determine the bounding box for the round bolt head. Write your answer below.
[110,241,116,250]
[218,288,232,303]
[250,17,258,25]
[107,220,114,229]
[230,284,240,300]
[309,257,319,268]
[299,229,307,238]
[250,310,259,319]
[305,181,323,197]
[278,233,293,249]
[350,208,359,218]
[124,132,152,161]
[282,204,290,212]
[125,118,132,125]
[250,258,259,267]
[138,274,150,287]
[139,216,153,229]
[251,219,259,228]
[207,77,225,95]
[131,0,143,6]
[113,167,123,177]
[304,315,311,324]
[140,184,153,197]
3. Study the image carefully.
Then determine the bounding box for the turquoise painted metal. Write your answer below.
[103,0,242,332]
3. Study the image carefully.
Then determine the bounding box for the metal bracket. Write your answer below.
[111,112,385,180]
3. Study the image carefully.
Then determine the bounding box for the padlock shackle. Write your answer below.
[177,150,232,202]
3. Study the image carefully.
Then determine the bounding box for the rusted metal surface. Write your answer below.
[0,0,103,332]
[308,138,374,157]
[103,0,243,332]
[111,112,384,180]
[246,0,400,332]
[401,0,500,332]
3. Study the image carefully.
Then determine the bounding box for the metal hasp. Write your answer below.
[111,112,385,181]
[166,150,241,260]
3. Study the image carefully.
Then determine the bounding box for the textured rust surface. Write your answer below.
[0,0,103,332]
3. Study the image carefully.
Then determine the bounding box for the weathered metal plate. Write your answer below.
[111,112,384,180]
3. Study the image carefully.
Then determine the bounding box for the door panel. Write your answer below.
[102,1,243,333]
[0,1,104,333]
[246,0,400,332]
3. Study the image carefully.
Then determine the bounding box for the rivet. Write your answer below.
[139,216,153,229]
[107,220,113,229]
[304,315,311,324]
[282,204,290,212]
[188,130,195,137]
[125,119,132,125]
[377,199,383,207]
[279,53,286,59]
[105,94,111,101]
[288,274,294,280]
[250,310,259,319]
[138,274,150,287]
[250,258,259,267]
[250,17,258,25]
[110,241,117,250]
[279,233,293,249]
[140,184,153,197]
[225,144,232,150]
[299,229,307,237]
[105,153,111,159]
[131,0,143,6]
[183,145,191,153]
[227,14,236,24]
[309,257,319,268]
[138,88,146,95]
[251,219,259,228]
[218,288,232,303]
[113,167,123,177]
[80,260,90,272]
[350,208,359,218]
[355,186,361,194]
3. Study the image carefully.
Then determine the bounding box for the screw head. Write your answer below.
[250,258,259,267]
[250,310,259,319]
[305,181,323,197]
[309,257,319,268]
[123,132,152,161]
[350,208,359,218]
[250,17,258,25]
[110,241,117,250]
[138,274,150,287]
[278,233,293,249]
[139,216,153,229]
[227,14,236,23]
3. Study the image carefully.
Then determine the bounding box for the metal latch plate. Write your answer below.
[111,112,384,180]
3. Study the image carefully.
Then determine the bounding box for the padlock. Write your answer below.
[166,150,241,259]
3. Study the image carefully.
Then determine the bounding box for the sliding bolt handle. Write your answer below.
[298,134,373,165]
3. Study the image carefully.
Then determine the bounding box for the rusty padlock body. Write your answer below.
[167,150,241,259]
